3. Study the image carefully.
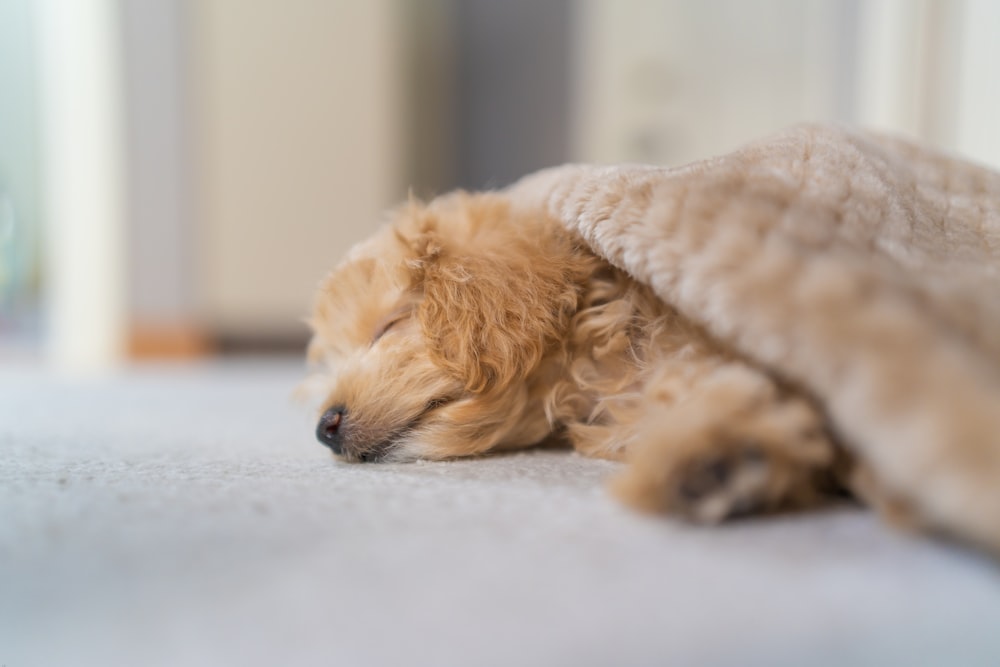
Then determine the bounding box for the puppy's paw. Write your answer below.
[611,426,837,522]
[671,443,772,523]
[612,440,786,522]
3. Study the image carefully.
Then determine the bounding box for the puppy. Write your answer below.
[307,191,843,522]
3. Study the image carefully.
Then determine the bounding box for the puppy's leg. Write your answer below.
[611,361,841,522]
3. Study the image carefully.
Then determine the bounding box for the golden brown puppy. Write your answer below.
[307,192,843,522]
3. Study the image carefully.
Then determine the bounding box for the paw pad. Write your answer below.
[674,445,771,523]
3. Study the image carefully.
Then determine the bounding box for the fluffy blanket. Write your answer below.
[507,124,1000,551]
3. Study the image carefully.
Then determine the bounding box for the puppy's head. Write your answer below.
[307,192,590,462]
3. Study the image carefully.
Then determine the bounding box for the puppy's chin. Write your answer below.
[374,437,444,463]
[336,394,534,463]
[326,402,454,463]
[349,413,489,463]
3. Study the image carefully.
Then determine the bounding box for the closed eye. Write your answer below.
[372,308,413,344]
[373,318,401,342]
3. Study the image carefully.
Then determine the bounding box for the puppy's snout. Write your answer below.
[316,405,346,454]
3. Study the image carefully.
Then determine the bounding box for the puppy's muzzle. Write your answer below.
[316,405,346,454]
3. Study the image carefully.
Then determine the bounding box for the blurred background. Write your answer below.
[1,0,998,372]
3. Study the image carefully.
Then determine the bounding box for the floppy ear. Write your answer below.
[415,224,584,394]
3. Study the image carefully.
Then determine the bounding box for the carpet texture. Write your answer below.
[2,359,999,666]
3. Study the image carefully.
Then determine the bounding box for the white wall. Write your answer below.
[190,0,405,339]
[0,0,41,321]
[121,0,195,329]
[572,0,1000,171]
[37,0,127,372]
[953,0,1000,169]
[572,0,861,166]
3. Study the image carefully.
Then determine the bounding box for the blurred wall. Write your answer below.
[38,0,128,371]
[189,0,405,343]
[952,0,1000,169]
[21,0,1000,363]
[855,0,1000,168]
[452,0,572,190]
[573,0,861,165]
[119,0,1000,352]
[121,0,195,341]
[0,0,41,321]
[574,0,1000,171]
[398,0,458,199]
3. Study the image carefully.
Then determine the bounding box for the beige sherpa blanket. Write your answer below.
[508,124,1000,551]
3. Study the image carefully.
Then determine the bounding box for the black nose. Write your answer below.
[316,405,346,454]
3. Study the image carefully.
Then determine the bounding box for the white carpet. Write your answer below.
[2,359,999,667]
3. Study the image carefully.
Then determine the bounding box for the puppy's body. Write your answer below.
[309,192,843,522]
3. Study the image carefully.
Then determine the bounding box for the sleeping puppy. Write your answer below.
[307,191,844,522]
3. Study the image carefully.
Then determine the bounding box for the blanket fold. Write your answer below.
[508,124,1000,549]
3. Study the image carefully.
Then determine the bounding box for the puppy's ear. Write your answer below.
[415,217,584,394]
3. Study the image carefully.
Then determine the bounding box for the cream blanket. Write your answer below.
[508,124,1000,551]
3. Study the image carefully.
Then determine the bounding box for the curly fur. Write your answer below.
[501,125,1000,554]
[309,125,1000,554]
[309,190,842,524]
